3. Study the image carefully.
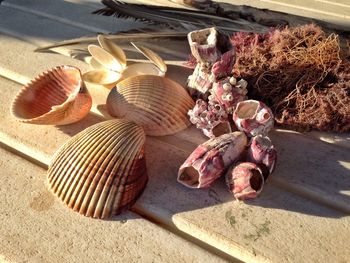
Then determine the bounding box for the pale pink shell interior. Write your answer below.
[12,66,82,120]
[235,100,259,119]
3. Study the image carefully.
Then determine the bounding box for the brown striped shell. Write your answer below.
[47,119,148,219]
[11,65,92,125]
[106,75,195,136]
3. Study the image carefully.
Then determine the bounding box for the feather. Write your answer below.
[35,29,188,52]
[93,0,267,33]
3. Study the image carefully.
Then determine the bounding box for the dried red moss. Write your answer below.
[231,24,350,132]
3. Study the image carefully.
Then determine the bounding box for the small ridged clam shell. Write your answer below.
[107,75,195,136]
[131,42,167,73]
[47,119,148,219]
[11,65,92,125]
[122,63,165,79]
[98,35,127,68]
[83,69,122,85]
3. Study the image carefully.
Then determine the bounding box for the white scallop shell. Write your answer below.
[131,42,167,73]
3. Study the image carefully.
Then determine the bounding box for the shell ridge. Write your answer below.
[82,125,142,216]
[49,121,118,191]
[112,89,189,128]
[48,119,148,218]
[111,144,147,215]
[70,121,140,214]
[99,128,145,217]
[64,121,133,209]
[48,122,104,179]
[103,135,146,217]
[57,121,123,200]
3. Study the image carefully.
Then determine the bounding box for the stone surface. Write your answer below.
[0,147,226,263]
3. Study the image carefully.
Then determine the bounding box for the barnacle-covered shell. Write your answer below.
[187,63,212,97]
[107,75,195,136]
[47,119,148,219]
[131,42,167,73]
[233,100,274,137]
[188,99,231,138]
[188,27,220,64]
[226,162,264,200]
[247,135,277,180]
[210,77,247,114]
[11,65,92,125]
[177,132,247,188]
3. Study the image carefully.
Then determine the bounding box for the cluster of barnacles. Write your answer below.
[178,28,277,200]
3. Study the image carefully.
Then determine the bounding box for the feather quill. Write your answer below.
[35,29,188,52]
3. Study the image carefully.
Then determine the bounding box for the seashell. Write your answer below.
[188,27,220,65]
[131,42,167,73]
[177,132,247,188]
[121,63,165,79]
[232,100,274,137]
[187,63,213,98]
[226,162,264,200]
[107,75,195,136]
[82,69,121,86]
[47,119,148,219]
[11,65,92,125]
[188,99,231,138]
[98,35,127,68]
[85,56,105,70]
[88,45,124,72]
[210,77,247,114]
[210,49,236,81]
[247,135,277,180]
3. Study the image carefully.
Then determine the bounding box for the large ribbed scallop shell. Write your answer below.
[11,65,92,125]
[106,75,195,136]
[47,119,148,219]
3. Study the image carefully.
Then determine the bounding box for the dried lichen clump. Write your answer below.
[231,24,350,132]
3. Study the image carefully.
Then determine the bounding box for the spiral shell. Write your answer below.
[47,119,148,219]
[11,65,92,125]
[107,75,195,136]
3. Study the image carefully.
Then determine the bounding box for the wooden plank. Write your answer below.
[0,147,226,263]
[0,34,349,213]
[0,6,349,262]
[1,72,350,263]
